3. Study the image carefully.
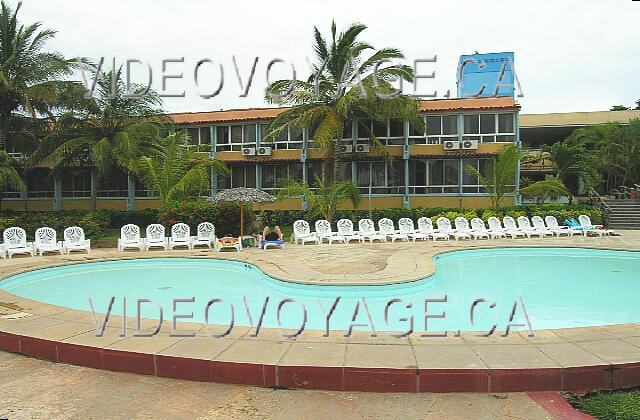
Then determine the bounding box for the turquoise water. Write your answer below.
[1,248,639,333]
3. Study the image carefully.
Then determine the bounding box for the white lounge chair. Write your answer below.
[517,216,553,238]
[145,224,168,250]
[471,218,503,239]
[531,216,561,237]
[398,218,429,242]
[118,224,145,251]
[544,216,579,237]
[455,217,489,240]
[358,219,386,243]
[315,220,346,244]
[501,217,526,239]
[336,219,364,243]
[378,218,408,242]
[34,227,63,256]
[292,220,320,245]
[63,226,91,254]
[578,215,613,236]
[216,237,242,252]
[169,223,192,250]
[436,217,471,241]
[3,227,34,258]
[192,222,216,250]
[261,239,285,250]
[417,217,449,241]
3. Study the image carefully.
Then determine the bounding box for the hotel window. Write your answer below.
[423,115,458,145]
[25,168,54,198]
[215,124,258,152]
[217,165,256,190]
[463,113,515,143]
[185,127,212,149]
[462,158,493,193]
[356,119,405,146]
[261,123,303,150]
[356,160,404,194]
[97,170,128,198]
[408,159,460,194]
[261,163,303,191]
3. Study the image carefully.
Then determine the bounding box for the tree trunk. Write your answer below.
[0,124,6,151]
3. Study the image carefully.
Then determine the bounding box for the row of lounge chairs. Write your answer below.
[118,222,242,252]
[292,215,614,245]
[1,226,91,258]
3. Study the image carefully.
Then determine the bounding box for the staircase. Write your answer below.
[604,200,640,229]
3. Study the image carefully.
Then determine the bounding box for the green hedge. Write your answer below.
[260,204,603,227]
[0,201,254,239]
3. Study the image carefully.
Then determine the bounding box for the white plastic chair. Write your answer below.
[437,217,471,241]
[578,214,613,236]
[34,227,63,256]
[531,216,559,237]
[544,216,579,237]
[517,216,552,238]
[192,222,216,250]
[501,217,526,239]
[471,218,503,240]
[378,218,408,242]
[145,224,168,250]
[169,223,192,250]
[3,227,34,258]
[417,217,449,241]
[315,220,345,244]
[336,219,364,243]
[455,217,489,240]
[292,220,320,245]
[358,219,386,243]
[398,218,428,242]
[63,226,91,254]
[118,224,144,251]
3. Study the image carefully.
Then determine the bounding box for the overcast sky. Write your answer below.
[14,0,640,115]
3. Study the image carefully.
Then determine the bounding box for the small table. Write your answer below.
[241,235,258,247]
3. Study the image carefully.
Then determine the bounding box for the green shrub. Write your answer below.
[158,201,254,236]
[260,204,604,227]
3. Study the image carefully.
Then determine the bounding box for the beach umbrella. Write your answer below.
[207,188,277,236]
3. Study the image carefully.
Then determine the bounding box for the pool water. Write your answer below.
[1,248,639,333]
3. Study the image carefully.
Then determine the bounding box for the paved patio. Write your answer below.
[0,232,639,394]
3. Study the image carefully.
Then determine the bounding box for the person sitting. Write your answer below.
[262,226,283,242]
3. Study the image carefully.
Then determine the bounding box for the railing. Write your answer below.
[589,189,611,227]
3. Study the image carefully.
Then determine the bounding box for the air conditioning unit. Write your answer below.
[241,147,256,156]
[443,140,460,151]
[257,146,272,156]
[338,144,353,154]
[7,152,26,162]
[461,139,479,150]
[355,144,370,153]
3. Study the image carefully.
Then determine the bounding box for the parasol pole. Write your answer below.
[240,202,244,237]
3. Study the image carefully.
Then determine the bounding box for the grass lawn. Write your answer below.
[569,389,640,419]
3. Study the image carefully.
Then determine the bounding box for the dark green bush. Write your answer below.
[158,201,254,236]
[259,204,603,226]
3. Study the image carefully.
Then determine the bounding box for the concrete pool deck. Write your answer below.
[1,231,640,393]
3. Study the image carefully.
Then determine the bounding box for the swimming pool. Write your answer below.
[1,247,639,333]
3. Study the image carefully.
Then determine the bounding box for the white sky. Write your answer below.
[14,0,640,115]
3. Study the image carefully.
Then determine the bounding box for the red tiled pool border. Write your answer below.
[0,331,637,393]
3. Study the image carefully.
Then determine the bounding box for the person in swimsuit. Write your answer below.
[262,226,283,241]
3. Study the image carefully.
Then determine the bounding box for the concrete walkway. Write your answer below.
[0,351,557,419]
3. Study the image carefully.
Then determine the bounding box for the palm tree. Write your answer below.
[465,144,524,209]
[0,1,80,150]
[30,68,165,208]
[519,175,571,204]
[0,149,26,210]
[133,133,228,205]
[278,176,361,222]
[264,21,423,184]
[543,141,599,195]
